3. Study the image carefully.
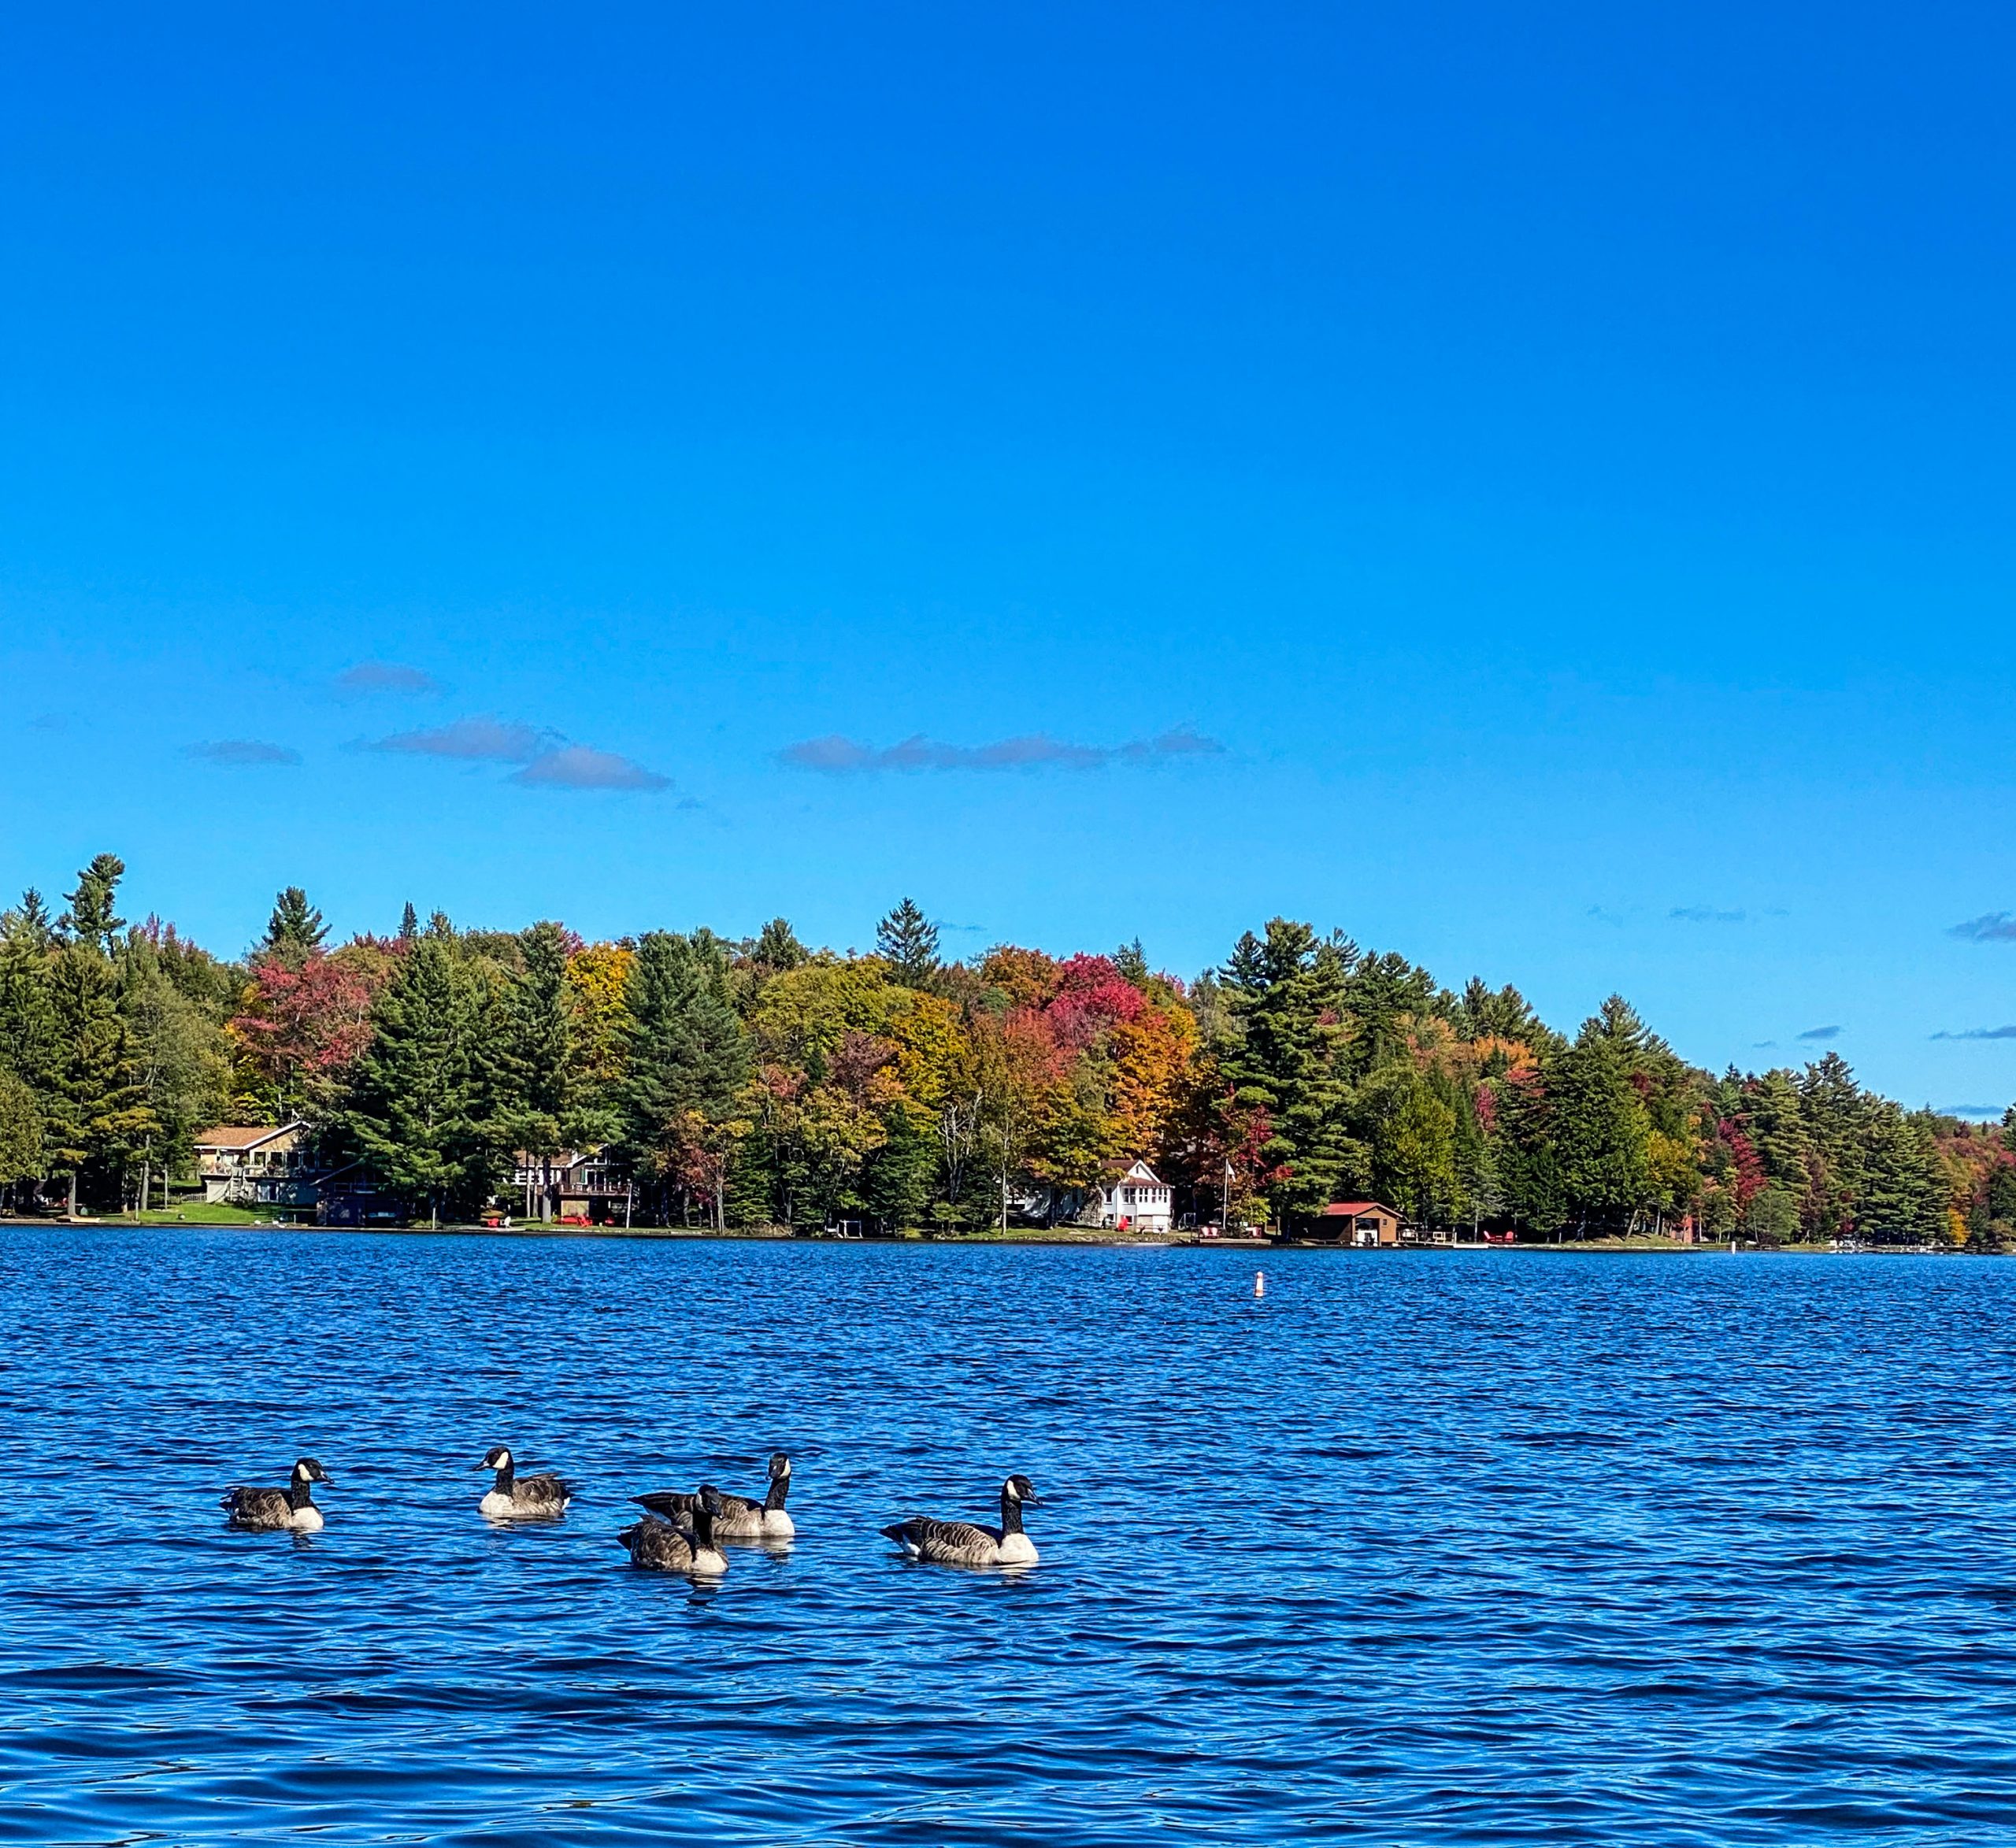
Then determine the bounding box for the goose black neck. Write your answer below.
[692,1504,716,1547]
[493,1459,516,1494]
[287,1477,316,1513]
[765,1472,790,1513]
[999,1489,1025,1537]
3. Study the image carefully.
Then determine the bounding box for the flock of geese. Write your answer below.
[217,1447,1043,1572]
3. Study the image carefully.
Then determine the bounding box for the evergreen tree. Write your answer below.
[1547,1019,1653,1235]
[1114,939,1150,987]
[399,902,420,944]
[865,1098,936,1231]
[754,917,808,972]
[501,920,573,1157]
[341,935,491,1225]
[45,937,154,1212]
[0,894,60,1095]
[62,854,126,956]
[875,899,939,986]
[622,931,753,1228]
[1217,920,1366,1219]
[258,887,328,962]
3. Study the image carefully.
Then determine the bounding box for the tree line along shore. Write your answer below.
[0,854,2011,1247]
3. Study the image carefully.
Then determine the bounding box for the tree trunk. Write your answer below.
[67,1172,78,1219]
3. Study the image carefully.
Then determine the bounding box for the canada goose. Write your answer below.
[881,1474,1040,1567]
[220,1457,332,1532]
[632,1451,795,1539]
[477,1445,572,1520]
[617,1486,729,1576]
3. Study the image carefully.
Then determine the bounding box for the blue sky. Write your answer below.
[2,4,2013,1113]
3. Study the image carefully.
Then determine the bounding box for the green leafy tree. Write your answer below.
[875,898,939,987]
[1366,1065,1460,1224]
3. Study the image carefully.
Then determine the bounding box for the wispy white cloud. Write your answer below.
[1938,1103,2010,1120]
[1949,912,2016,943]
[363,717,672,794]
[335,661,443,696]
[1931,1024,2016,1041]
[367,717,554,763]
[1670,905,1747,924]
[510,746,671,792]
[780,727,1224,773]
[187,739,302,767]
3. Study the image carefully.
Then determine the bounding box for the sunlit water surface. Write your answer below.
[3,1228,2016,1845]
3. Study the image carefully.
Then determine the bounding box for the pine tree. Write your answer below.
[341,936,491,1225]
[0,1068,43,1205]
[875,899,939,987]
[1114,939,1150,987]
[63,854,126,956]
[865,1098,936,1232]
[46,938,154,1212]
[258,887,328,962]
[622,931,753,1228]
[754,917,808,972]
[1217,920,1366,1220]
[0,893,60,1095]
[398,902,420,944]
[1547,1020,1653,1235]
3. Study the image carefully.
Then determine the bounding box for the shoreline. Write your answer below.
[0,1214,1953,1254]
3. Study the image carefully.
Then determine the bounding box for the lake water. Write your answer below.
[4,1229,2016,1845]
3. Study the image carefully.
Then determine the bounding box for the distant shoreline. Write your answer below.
[1,1214,1953,1254]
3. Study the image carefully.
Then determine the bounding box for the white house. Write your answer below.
[1091,1159,1175,1235]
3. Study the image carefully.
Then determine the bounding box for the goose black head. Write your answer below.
[295,1457,332,1486]
[1003,1473,1038,1506]
[768,1452,791,1480]
[699,1485,727,1517]
[480,1446,513,1471]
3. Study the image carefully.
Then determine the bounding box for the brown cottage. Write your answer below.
[1314,1200,1403,1246]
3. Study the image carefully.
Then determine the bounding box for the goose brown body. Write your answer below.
[881,1475,1039,1567]
[632,1452,793,1539]
[617,1487,729,1576]
[220,1457,331,1532]
[477,1446,571,1519]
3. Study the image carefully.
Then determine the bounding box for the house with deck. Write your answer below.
[195,1123,323,1209]
[511,1149,636,1224]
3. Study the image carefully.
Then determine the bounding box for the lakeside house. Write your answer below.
[511,1149,636,1224]
[195,1123,323,1209]
[1090,1159,1176,1235]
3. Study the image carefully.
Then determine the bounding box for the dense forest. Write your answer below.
[2,853,2012,1245]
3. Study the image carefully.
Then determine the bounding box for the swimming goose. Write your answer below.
[632,1451,795,1539]
[477,1445,572,1520]
[881,1474,1040,1567]
[220,1457,332,1532]
[617,1487,729,1576]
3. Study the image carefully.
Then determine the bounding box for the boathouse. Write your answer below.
[1314,1200,1403,1246]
